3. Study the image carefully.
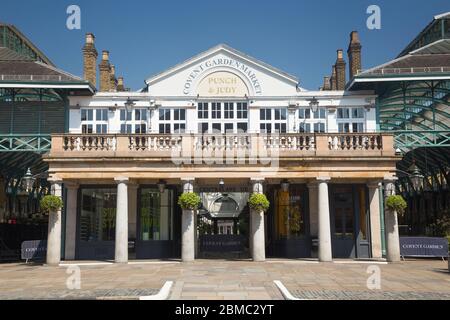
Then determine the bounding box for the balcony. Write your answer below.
[49,133,396,160]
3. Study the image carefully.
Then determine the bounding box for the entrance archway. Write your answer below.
[197,190,250,259]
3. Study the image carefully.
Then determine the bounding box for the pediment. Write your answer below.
[145,44,304,97]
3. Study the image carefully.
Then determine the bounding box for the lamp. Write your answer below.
[281,179,289,192]
[408,161,424,191]
[309,96,319,113]
[157,180,166,193]
[124,97,135,111]
[21,168,36,192]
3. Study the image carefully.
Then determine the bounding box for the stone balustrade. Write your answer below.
[53,133,394,158]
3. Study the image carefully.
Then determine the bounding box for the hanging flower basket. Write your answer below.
[40,195,63,214]
[385,195,407,217]
[178,192,201,211]
[248,193,270,212]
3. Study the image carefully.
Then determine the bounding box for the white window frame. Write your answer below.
[298,107,327,133]
[81,108,109,134]
[196,101,248,133]
[336,107,365,133]
[158,108,187,134]
[260,108,287,133]
[119,108,148,134]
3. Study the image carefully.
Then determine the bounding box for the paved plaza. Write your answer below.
[0,259,448,300]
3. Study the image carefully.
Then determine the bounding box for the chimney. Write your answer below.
[82,33,98,87]
[109,64,117,91]
[99,50,111,92]
[347,31,362,79]
[335,49,346,90]
[322,76,331,91]
[117,76,125,91]
[331,65,337,90]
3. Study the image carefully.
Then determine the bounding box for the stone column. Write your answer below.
[114,177,129,263]
[317,177,332,262]
[46,179,63,266]
[384,178,401,262]
[181,178,195,262]
[368,182,382,259]
[64,182,78,260]
[250,178,265,262]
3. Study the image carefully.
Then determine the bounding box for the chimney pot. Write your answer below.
[350,31,360,44]
[85,33,95,45]
[117,76,125,92]
[337,49,344,60]
[102,50,110,61]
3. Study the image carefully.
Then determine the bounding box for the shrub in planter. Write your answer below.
[40,195,63,214]
[178,192,201,211]
[385,195,407,217]
[248,193,270,212]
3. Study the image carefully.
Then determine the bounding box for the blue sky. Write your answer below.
[1,0,449,90]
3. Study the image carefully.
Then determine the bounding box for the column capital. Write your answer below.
[383,175,398,183]
[47,176,63,185]
[180,177,195,182]
[316,176,331,182]
[367,181,382,189]
[114,176,129,184]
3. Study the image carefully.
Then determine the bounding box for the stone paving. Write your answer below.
[0,259,448,300]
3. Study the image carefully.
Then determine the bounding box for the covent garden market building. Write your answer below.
[0,13,449,264]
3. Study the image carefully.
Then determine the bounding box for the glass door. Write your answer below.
[136,188,176,259]
[77,187,117,260]
[330,186,356,258]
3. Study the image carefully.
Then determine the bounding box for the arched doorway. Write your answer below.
[197,191,250,259]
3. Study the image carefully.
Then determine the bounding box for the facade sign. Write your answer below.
[21,240,47,261]
[197,71,249,97]
[200,234,246,252]
[399,237,448,258]
[183,58,262,95]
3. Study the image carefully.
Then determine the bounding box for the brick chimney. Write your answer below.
[335,49,346,90]
[330,65,337,90]
[347,31,362,79]
[117,77,125,91]
[82,33,98,87]
[322,76,331,91]
[99,50,111,92]
[109,64,117,92]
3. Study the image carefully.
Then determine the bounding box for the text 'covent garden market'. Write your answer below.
[0,12,449,265]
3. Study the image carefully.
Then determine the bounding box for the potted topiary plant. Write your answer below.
[178,192,201,211]
[385,195,407,217]
[248,193,270,212]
